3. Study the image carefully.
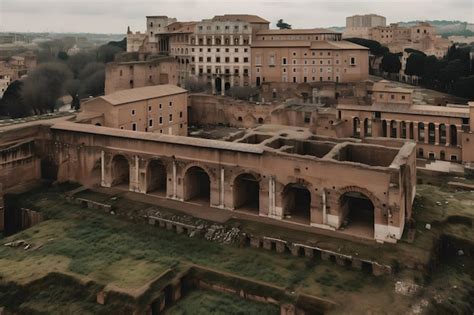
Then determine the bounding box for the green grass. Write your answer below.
[165,289,279,315]
[1,183,472,314]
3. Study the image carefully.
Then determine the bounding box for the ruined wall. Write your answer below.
[188,94,276,128]
[48,123,416,243]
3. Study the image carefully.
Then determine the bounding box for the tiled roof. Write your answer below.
[212,14,269,24]
[100,85,187,106]
[256,28,338,35]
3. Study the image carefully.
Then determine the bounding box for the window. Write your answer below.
[169,114,173,122]
[391,94,395,100]
[350,57,356,65]
[243,57,249,63]
[119,70,123,76]
[159,103,162,109]
[282,58,287,65]
[148,106,152,111]
[207,57,211,62]
[402,95,406,100]
[180,111,183,118]
[131,109,136,116]
[234,57,239,63]
[149,119,153,127]
[132,123,137,131]
[159,116,163,124]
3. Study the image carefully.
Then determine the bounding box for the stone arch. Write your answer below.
[353,117,360,137]
[336,186,381,238]
[281,180,313,224]
[232,172,261,213]
[111,154,130,187]
[182,164,214,203]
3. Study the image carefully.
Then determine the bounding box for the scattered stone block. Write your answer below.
[304,247,314,257]
[249,237,261,248]
[275,241,286,254]
[262,239,272,250]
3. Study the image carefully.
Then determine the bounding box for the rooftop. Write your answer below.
[337,103,470,118]
[252,40,368,50]
[99,85,187,106]
[211,14,269,24]
[257,28,337,35]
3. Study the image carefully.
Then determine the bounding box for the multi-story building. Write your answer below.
[105,57,179,94]
[0,53,37,81]
[336,81,474,163]
[343,14,386,39]
[0,75,11,99]
[81,84,188,136]
[251,29,369,84]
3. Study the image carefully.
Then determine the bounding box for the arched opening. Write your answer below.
[353,117,360,137]
[439,124,446,145]
[233,173,259,213]
[111,155,130,188]
[363,118,372,137]
[390,120,397,138]
[440,150,445,161]
[95,123,102,126]
[340,191,374,238]
[215,77,222,94]
[184,166,210,204]
[418,122,425,142]
[400,121,407,138]
[428,123,435,144]
[258,117,264,124]
[147,160,167,196]
[450,125,457,145]
[224,82,231,91]
[382,120,387,137]
[282,183,311,224]
[409,122,414,139]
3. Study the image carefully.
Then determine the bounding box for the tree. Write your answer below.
[381,52,401,74]
[78,62,105,80]
[21,62,72,114]
[405,53,427,76]
[453,75,474,99]
[0,80,29,118]
[276,19,291,30]
[79,69,105,98]
[97,44,123,63]
[228,86,259,101]
[65,79,81,110]
[184,77,209,93]
[345,38,388,57]
[57,51,69,61]
[439,59,465,91]
[67,52,96,78]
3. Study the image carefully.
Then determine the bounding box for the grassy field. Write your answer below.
[165,289,279,315]
[0,183,472,314]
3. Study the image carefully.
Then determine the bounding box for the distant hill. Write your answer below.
[328,20,474,37]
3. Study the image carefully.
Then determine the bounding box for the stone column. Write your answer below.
[434,123,440,145]
[230,35,234,45]
[101,150,106,187]
[455,125,462,146]
[211,35,215,45]
[267,177,278,219]
[221,35,224,45]
[172,160,178,199]
[221,78,225,96]
[220,167,225,209]
[211,78,216,95]
[239,35,243,45]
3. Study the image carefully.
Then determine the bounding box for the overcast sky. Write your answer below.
[0,0,472,34]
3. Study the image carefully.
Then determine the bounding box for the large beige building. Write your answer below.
[81,85,188,136]
[104,57,179,94]
[344,14,386,39]
[335,81,474,163]
[124,14,370,93]
[251,29,369,85]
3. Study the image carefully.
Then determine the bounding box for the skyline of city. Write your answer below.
[0,0,472,33]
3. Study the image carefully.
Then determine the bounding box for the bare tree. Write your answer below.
[184,77,209,93]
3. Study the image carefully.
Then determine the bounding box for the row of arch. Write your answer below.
[353,118,458,146]
[110,155,376,234]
